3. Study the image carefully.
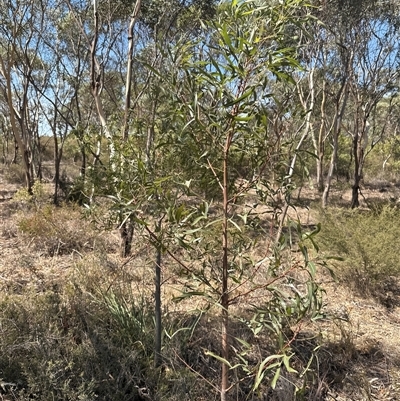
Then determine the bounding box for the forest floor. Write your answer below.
[1,172,400,400]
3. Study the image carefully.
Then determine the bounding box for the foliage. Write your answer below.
[0,266,150,401]
[319,206,400,300]
[13,180,48,207]
[17,203,101,256]
[136,1,327,398]
[4,163,27,185]
[103,290,154,349]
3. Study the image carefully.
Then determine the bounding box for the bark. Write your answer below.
[154,243,162,367]
[119,220,134,258]
[220,111,236,400]
[321,109,341,208]
[0,57,33,193]
[53,133,62,205]
[221,139,230,401]
[322,49,353,208]
[276,68,315,242]
[350,118,369,208]
[123,0,142,141]
[314,80,327,192]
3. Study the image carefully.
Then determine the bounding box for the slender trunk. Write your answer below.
[322,87,350,208]
[322,48,353,208]
[119,220,134,258]
[54,134,60,205]
[351,119,368,209]
[322,127,339,209]
[351,119,360,209]
[0,54,33,192]
[276,69,315,242]
[12,139,18,164]
[80,145,86,177]
[315,80,326,192]
[123,0,141,140]
[35,130,43,181]
[1,134,5,164]
[154,243,162,367]
[221,133,232,401]
[351,181,359,209]
[90,2,115,161]
[276,125,312,241]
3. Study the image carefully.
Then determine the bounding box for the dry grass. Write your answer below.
[1,173,400,400]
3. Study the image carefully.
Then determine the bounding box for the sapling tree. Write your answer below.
[157,1,325,399]
[82,0,325,396]
[83,0,219,369]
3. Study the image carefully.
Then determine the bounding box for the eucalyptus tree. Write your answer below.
[299,0,400,207]
[22,2,87,203]
[62,0,218,371]
[345,11,400,207]
[0,0,48,192]
[154,1,324,399]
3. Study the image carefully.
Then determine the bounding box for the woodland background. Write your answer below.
[1,0,400,400]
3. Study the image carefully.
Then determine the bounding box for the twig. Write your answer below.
[173,350,221,393]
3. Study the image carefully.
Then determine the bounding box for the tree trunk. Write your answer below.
[220,133,231,401]
[119,220,134,258]
[54,143,61,205]
[80,146,86,178]
[322,129,338,208]
[322,88,351,207]
[11,139,18,164]
[315,80,327,192]
[154,244,162,367]
[122,0,141,141]
[0,55,34,193]
[23,149,34,194]
[350,119,369,209]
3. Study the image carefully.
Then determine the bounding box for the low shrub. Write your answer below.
[0,285,147,400]
[4,163,26,184]
[318,206,400,299]
[17,204,99,256]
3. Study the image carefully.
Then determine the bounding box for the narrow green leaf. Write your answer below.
[224,88,254,107]
[205,218,223,228]
[173,291,205,302]
[164,327,190,340]
[308,261,316,278]
[219,24,232,48]
[204,350,233,368]
[270,367,281,389]
[235,337,251,349]
[282,354,298,373]
[182,228,202,235]
[228,218,242,232]
[253,355,282,390]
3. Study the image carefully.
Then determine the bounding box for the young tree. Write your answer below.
[157,1,324,399]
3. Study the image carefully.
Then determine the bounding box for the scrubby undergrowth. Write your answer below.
[318,205,400,308]
[0,177,400,400]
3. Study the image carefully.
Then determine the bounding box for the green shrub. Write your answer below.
[17,204,98,256]
[12,181,49,209]
[5,163,26,184]
[0,286,144,400]
[318,206,400,295]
